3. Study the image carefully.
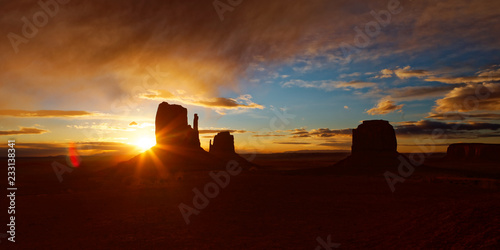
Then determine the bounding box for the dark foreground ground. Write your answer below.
[2,153,500,249]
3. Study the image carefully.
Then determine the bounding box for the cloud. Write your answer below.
[67,123,136,131]
[426,67,500,84]
[288,128,311,138]
[0,127,48,135]
[288,127,352,138]
[129,121,138,126]
[282,79,376,91]
[377,68,394,79]
[387,85,457,101]
[427,112,500,121]
[394,120,500,138]
[0,110,96,117]
[1,0,499,114]
[366,99,404,115]
[198,129,247,134]
[318,141,352,147]
[0,142,138,157]
[394,66,431,79]
[141,90,263,113]
[433,83,500,112]
[273,142,311,145]
[252,134,286,137]
[376,66,431,79]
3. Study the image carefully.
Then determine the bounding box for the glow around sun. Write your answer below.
[134,136,156,151]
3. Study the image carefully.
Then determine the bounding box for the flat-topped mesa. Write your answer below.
[155,102,200,147]
[351,120,397,156]
[447,143,500,162]
[209,131,235,154]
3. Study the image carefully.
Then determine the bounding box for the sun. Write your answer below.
[135,136,156,151]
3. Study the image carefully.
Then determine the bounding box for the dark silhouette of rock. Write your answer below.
[447,143,500,162]
[155,102,200,148]
[208,131,256,168]
[326,120,409,175]
[352,120,397,156]
[209,131,235,154]
[114,102,256,182]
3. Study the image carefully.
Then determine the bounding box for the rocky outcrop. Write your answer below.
[352,120,397,155]
[447,143,500,162]
[209,131,235,154]
[330,120,404,174]
[209,131,256,168]
[155,102,200,148]
[116,103,255,181]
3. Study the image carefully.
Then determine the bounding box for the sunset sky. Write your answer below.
[1,0,500,157]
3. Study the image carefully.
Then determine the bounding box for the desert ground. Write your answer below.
[2,153,499,249]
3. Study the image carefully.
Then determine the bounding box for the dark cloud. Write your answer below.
[288,128,352,138]
[252,134,285,137]
[0,127,48,135]
[198,129,246,134]
[395,120,500,138]
[387,85,457,101]
[273,142,311,145]
[0,142,137,157]
[0,110,96,117]
[427,112,500,121]
[2,0,497,111]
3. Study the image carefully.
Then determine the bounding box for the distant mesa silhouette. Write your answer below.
[446,143,500,162]
[210,131,235,154]
[113,102,255,182]
[352,120,397,156]
[334,120,403,171]
[209,131,256,168]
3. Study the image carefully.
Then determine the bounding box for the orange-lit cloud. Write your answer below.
[0,110,96,117]
[199,129,247,134]
[0,127,48,135]
[376,66,431,79]
[433,83,500,113]
[141,90,263,113]
[0,0,498,112]
[426,67,500,84]
[288,127,352,138]
[366,99,404,115]
[427,112,500,121]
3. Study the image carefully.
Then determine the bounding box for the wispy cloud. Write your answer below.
[282,79,376,91]
[141,90,263,113]
[376,66,431,79]
[198,129,247,134]
[366,99,404,115]
[288,127,352,138]
[0,110,97,117]
[0,127,48,135]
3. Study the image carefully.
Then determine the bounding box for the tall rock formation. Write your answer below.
[352,120,397,156]
[155,102,200,148]
[330,120,405,174]
[116,102,255,181]
[209,131,235,154]
[209,131,256,168]
[447,143,500,162]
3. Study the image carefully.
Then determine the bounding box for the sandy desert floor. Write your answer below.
[3,153,500,249]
